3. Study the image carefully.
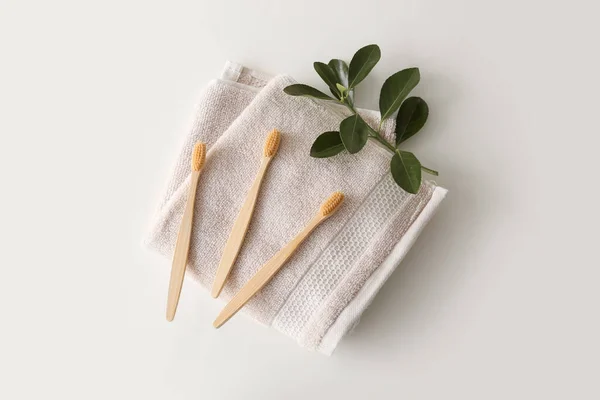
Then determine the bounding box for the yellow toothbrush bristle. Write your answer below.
[263,129,281,158]
[320,192,344,217]
[192,142,206,171]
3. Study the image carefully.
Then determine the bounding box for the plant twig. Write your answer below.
[420,166,439,176]
[342,100,438,176]
[283,44,440,193]
[341,101,396,153]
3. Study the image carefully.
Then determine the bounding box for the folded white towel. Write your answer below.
[145,62,447,355]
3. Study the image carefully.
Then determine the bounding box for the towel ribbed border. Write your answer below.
[318,186,447,354]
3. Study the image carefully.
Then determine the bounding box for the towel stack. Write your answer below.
[145,62,447,355]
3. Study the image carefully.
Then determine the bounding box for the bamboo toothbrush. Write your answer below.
[211,129,281,298]
[166,141,206,322]
[213,191,344,328]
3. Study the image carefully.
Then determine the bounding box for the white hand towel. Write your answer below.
[145,62,447,355]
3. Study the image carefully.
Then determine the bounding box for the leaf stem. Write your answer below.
[421,165,439,176]
[342,101,396,154]
[370,134,396,152]
[341,99,439,177]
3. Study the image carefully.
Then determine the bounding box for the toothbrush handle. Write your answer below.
[212,157,271,298]
[166,170,200,321]
[213,215,322,328]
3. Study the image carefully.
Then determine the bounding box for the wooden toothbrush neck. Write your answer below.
[262,156,273,167]
[299,214,325,238]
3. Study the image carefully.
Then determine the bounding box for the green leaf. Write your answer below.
[328,59,349,87]
[379,68,420,121]
[348,44,381,88]
[390,150,422,194]
[339,115,369,154]
[310,131,345,158]
[395,97,429,145]
[314,62,341,99]
[329,59,354,104]
[283,84,335,100]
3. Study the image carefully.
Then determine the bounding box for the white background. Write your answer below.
[1,0,599,399]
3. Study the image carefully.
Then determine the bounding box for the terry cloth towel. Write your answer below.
[145,62,447,355]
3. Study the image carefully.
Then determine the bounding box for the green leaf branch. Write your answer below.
[283,44,439,194]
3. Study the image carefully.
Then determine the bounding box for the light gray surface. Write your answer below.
[0,0,598,399]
